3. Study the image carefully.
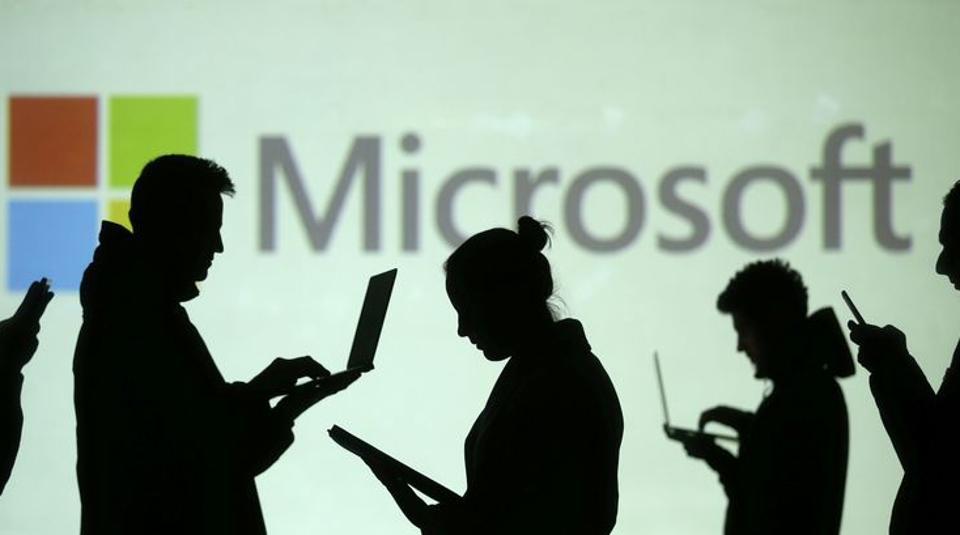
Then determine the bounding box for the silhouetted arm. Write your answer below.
[224,356,359,475]
[869,358,935,472]
[422,444,597,534]
[681,434,740,498]
[222,382,295,477]
[0,371,23,495]
[228,365,361,476]
[0,279,52,494]
[848,322,936,471]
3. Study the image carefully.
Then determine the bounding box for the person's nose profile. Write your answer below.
[935,249,948,276]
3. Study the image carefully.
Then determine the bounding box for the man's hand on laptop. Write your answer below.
[274,369,362,424]
[249,356,331,399]
[680,432,736,476]
[680,432,718,460]
[698,405,753,436]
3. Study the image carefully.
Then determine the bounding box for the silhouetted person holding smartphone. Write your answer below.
[364,217,623,534]
[847,180,960,534]
[679,260,851,534]
[73,155,359,535]
[0,278,53,495]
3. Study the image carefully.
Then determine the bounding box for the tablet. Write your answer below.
[329,425,461,503]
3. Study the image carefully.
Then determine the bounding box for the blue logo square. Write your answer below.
[7,200,99,291]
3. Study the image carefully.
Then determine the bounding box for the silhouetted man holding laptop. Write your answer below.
[676,260,851,535]
[73,155,359,535]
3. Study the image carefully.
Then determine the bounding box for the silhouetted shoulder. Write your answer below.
[796,369,846,409]
[78,222,156,319]
[527,319,622,420]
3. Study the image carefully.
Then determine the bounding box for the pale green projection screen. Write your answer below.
[1,1,959,533]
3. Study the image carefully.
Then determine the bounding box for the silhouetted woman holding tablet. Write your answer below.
[366,217,624,534]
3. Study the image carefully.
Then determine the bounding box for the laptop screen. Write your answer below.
[346,268,398,371]
[654,352,671,427]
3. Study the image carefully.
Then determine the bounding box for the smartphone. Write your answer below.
[841,290,866,325]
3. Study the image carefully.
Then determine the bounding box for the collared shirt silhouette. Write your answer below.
[848,180,960,533]
[681,260,850,535]
[73,155,356,535]
[364,217,623,534]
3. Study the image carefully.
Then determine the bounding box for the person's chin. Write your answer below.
[194,265,212,282]
[481,347,509,361]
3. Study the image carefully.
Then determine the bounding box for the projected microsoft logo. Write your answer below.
[6,95,198,291]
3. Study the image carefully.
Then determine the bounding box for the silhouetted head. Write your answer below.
[717,259,808,379]
[936,180,960,289]
[444,217,555,361]
[129,155,235,292]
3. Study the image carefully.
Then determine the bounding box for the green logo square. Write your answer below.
[109,96,198,188]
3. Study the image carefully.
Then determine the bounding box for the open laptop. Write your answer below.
[327,268,397,380]
[654,352,738,443]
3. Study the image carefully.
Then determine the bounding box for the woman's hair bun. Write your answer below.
[517,216,551,252]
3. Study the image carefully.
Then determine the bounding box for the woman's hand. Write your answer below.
[364,456,432,529]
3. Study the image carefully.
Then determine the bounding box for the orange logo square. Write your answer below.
[9,96,98,187]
